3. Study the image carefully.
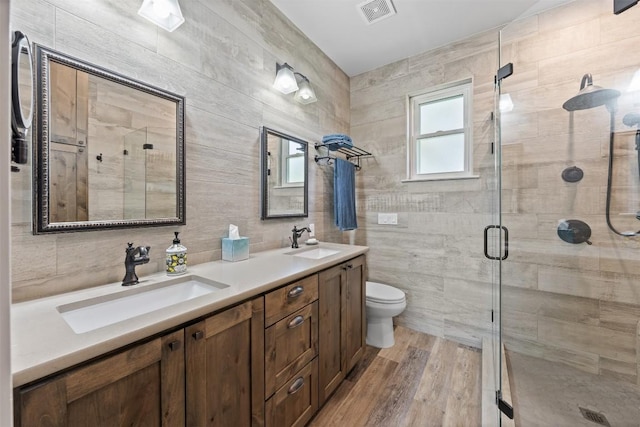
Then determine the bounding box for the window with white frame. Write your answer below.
[280,139,305,187]
[407,79,474,181]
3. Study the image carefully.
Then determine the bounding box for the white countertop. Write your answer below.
[11,242,368,387]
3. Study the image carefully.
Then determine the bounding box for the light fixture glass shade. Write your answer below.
[628,69,640,92]
[294,78,317,104]
[138,0,185,32]
[273,63,299,94]
[499,93,514,112]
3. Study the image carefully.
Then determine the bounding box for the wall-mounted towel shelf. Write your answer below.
[314,142,372,170]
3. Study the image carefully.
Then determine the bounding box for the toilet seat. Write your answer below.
[366,281,405,304]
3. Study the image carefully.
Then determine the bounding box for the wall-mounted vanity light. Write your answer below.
[273,63,298,94]
[138,0,185,32]
[273,62,318,104]
[293,75,318,104]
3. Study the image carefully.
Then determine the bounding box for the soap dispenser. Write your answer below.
[166,232,187,275]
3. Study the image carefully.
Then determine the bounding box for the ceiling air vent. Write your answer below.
[357,0,396,25]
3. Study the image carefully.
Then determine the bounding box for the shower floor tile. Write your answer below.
[507,350,640,427]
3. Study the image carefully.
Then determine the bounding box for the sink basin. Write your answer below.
[57,275,229,334]
[288,248,340,259]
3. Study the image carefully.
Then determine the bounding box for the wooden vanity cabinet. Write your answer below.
[15,329,185,427]
[186,298,265,427]
[317,255,366,406]
[14,253,366,427]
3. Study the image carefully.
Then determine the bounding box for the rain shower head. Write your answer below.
[562,73,621,111]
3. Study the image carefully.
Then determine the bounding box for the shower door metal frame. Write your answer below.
[490,40,515,422]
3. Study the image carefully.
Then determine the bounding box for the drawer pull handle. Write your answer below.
[288,377,304,395]
[192,331,204,340]
[288,315,305,329]
[342,264,353,270]
[287,286,304,298]
[168,340,181,351]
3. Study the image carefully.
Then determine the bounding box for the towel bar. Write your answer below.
[314,142,372,170]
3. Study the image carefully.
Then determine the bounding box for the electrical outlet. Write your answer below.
[377,213,398,225]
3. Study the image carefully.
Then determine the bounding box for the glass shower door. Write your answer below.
[489,40,509,425]
[498,1,640,425]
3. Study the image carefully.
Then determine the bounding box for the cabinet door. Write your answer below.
[317,255,367,406]
[15,330,185,427]
[317,262,346,405]
[344,255,366,372]
[186,298,265,427]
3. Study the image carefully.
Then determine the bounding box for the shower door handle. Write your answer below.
[484,225,509,261]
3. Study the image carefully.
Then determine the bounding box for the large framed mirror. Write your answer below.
[33,44,185,233]
[260,127,308,219]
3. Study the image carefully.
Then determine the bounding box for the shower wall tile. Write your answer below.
[599,301,640,334]
[599,247,640,278]
[599,5,640,44]
[501,260,538,289]
[543,0,609,30]
[499,14,539,44]
[508,239,600,272]
[508,289,601,326]
[599,356,637,383]
[502,310,538,341]
[537,266,633,303]
[538,35,640,89]
[505,335,600,374]
[514,19,600,65]
[538,317,636,364]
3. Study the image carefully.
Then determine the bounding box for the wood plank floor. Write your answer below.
[309,326,482,427]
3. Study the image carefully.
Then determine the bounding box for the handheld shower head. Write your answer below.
[623,112,640,127]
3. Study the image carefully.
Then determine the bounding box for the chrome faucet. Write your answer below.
[122,243,151,286]
[291,225,310,249]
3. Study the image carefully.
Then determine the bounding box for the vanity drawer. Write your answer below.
[265,274,318,326]
[265,358,318,427]
[265,301,318,397]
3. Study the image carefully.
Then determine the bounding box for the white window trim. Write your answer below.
[405,78,476,182]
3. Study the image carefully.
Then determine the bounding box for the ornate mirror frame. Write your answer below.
[33,44,186,233]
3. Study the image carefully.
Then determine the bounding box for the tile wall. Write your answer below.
[352,0,640,383]
[10,0,347,301]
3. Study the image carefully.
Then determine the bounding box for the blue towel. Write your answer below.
[326,139,353,151]
[334,158,357,231]
[323,133,352,144]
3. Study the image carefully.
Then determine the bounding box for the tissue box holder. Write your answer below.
[222,237,250,262]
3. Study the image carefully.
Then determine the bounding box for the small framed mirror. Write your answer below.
[11,30,34,166]
[34,44,185,233]
[260,127,308,219]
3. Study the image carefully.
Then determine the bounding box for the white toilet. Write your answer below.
[365,281,407,348]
